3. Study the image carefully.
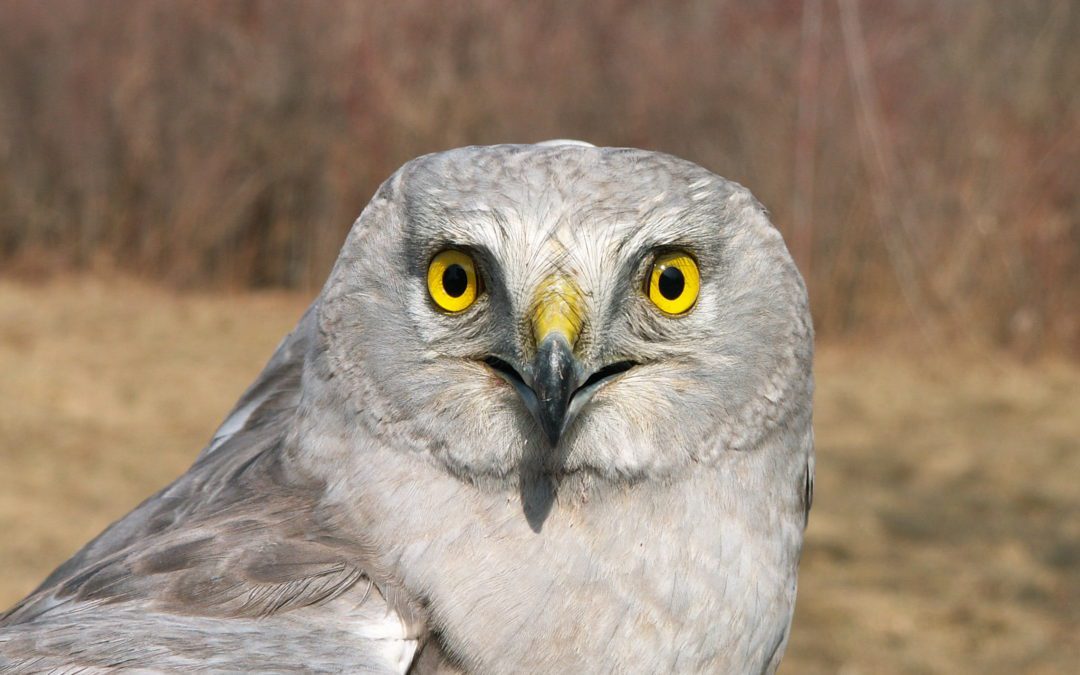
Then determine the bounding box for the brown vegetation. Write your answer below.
[0,1,1076,353]
[1,278,1077,672]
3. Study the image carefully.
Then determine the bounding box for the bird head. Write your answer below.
[311,143,812,496]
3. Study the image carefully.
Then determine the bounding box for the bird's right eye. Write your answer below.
[427,250,480,312]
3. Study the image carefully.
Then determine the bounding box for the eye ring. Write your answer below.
[428,249,480,313]
[647,251,699,315]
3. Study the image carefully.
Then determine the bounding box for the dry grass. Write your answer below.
[0,277,1077,673]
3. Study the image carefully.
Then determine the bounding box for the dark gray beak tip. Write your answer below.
[539,420,562,447]
[532,334,577,447]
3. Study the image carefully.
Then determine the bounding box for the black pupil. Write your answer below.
[658,265,685,300]
[442,264,468,298]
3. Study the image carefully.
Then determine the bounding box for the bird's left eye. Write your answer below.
[428,249,480,312]
[647,251,700,315]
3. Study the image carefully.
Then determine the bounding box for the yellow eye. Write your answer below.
[647,251,700,315]
[427,250,480,312]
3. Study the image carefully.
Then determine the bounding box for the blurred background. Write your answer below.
[0,1,1076,672]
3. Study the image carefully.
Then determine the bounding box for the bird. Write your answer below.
[0,141,814,673]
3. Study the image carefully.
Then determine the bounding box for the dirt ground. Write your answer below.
[1,277,1077,673]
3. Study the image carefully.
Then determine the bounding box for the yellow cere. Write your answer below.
[531,274,585,348]
[648,251,700,315]
[427,249,479,312]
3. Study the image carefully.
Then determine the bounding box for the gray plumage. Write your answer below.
[0,142,814,673]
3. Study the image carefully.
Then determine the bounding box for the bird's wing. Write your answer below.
[0,303,431,672]
[0,501,425,672]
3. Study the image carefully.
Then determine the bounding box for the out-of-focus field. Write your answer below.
[1,277,1077,673]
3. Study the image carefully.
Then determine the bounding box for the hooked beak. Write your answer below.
[529,273,584,444]
[531,334,578,445]
[482,274,637,446]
